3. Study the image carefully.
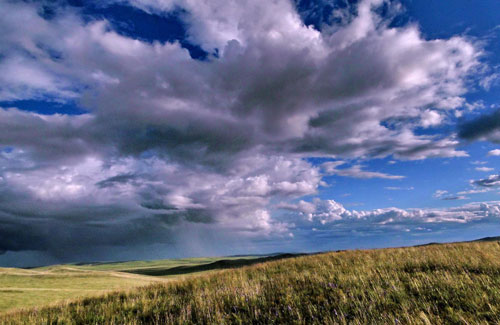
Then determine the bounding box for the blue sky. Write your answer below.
[1,0,500,266]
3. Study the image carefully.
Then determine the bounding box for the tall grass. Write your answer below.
[3,241,500,324]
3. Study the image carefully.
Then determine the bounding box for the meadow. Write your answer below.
[2,241,500,324]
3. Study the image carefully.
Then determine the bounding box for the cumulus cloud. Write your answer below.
[0,0,485,261]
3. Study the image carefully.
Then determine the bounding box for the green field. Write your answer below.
[3,241,500,324]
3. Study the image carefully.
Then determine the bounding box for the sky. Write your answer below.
[1,0,500,267]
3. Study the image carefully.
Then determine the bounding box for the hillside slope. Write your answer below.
[3,241,500,324]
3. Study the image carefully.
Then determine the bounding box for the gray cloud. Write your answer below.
[1,0,479,163]
[0,153,316,256]
[0,0,486,262]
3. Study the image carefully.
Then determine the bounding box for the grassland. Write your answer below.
[3,241,500,324]
[0,255,277,314]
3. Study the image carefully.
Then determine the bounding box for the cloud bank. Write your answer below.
[280,199,500,230]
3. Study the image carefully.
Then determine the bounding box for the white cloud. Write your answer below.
[488,149,500,156]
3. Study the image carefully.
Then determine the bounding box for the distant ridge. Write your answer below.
[415,236,500,247]
[472,236,500,242]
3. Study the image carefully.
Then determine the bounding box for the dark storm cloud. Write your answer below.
[0,183,185,253]
[0,211,179,254]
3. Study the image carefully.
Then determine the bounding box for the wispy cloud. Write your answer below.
[385,186,414,190]
[433,190,449,198]
[433,189,467,200]
[322,161,405,179]
[458,188,492,195]
[476,167,494,172]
